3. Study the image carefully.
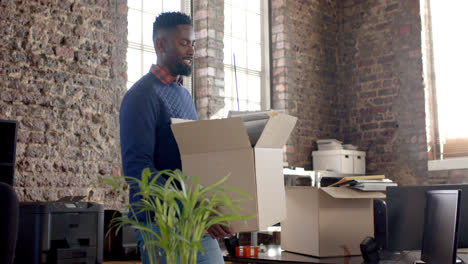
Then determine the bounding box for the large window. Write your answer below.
[127,0,191,90]
[221,0,270,117]
[424,0,468,169]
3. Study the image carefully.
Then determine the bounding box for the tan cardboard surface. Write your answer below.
[318,190,374,256]
[282,186,375,257]
[171,117,251,154]
[256,114,297,148]
[281,187,320,256]
[254,148,286,230]
[179,148,259,232]
[320,187,386,199]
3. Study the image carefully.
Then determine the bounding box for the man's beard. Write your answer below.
[174,61,192,76]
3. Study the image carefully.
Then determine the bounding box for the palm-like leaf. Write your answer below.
[101,169,253,264]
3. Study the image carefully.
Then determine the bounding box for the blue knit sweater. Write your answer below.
[119,72,198,221]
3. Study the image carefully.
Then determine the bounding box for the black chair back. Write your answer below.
[0,182,19,264]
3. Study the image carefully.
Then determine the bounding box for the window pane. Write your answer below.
[128,9,142,43]
[431,0,468,139]
[232,0,246,9]
[247,43,261,71]
[164,0,181,12]
[143,51,156,73]
[223,0,267,114]
[143,0,161,13]
[128,0,142,10]
[231,7,246,39]
[246,0,260,14]
[224,36,232,65]
[237,72,247,100]
[127,48,142,83]
[143,13,155,47]
[247,11,261,44]
[247,75,261,103]
[224,3,232,36]
[247,102,261,111]
[224,97,234,113]
[239,100,247,111]
[232,38,246,68]
[224,69,233,98]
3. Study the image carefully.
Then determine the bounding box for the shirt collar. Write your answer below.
[150,64,183,86]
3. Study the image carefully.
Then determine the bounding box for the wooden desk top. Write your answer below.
[103,245,363,264]
[223,245,363,264]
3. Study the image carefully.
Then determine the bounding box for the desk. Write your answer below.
[223,245,363,264]
[225,246,468,264]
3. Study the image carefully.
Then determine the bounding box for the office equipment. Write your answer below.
[103,210,140,261]
[360,236,380,263]
[374,199,387,249]
[312,149,366,174]
[386,184,468,251]
[0,119,18,186]
[316,139,343,150]
[0,182,19,264]
[421,190,461,264]
[15,201,104,264]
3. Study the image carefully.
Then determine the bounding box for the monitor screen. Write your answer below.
[386,184,468,251]
[0,120,18,186]
[421,190,461,264]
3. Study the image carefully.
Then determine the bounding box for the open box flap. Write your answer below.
[255,113,298,149]
[171,117,251,154]
[320,187,386,199]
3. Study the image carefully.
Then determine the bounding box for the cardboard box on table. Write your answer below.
[171,113,297,232]
[281,186,385,257]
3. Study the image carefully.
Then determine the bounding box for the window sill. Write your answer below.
[428,157,468,171]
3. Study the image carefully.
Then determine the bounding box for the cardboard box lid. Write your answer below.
[255,113,297,148]
[171,117,251,154]
[320,187,386,199]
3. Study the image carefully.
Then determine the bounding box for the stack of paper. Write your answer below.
[348,179,397,191]
[328,175,397,191]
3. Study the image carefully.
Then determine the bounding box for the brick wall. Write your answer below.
[271,0,468,184]
[337,0,427,185]
[0,0,127,206]
[192,0,225,120]
[271,0,340,168]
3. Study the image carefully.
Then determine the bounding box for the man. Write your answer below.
[120,12,232,264]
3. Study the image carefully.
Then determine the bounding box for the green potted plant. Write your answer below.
[100,168,252,264]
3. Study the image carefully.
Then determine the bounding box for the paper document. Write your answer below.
[328,175,385,187]
[349,181,398,191]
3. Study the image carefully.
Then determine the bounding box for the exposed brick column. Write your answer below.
[271,0,339,168]
[0,0,128,208]
[270,0,293,164]
[338,0,427,184]
[192,0,225,120]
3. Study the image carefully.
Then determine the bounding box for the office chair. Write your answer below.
[0,182,19,264]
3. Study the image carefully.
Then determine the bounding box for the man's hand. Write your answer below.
[207,224,235,239]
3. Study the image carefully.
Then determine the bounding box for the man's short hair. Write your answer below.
[152,12,192,40]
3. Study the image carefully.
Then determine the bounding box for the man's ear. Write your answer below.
[154,38,167,53]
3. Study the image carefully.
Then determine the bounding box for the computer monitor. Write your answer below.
[386,185,468,251]
[421,190,461,264]
[0,120,18,186]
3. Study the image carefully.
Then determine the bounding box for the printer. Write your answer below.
[15,201,104,264]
